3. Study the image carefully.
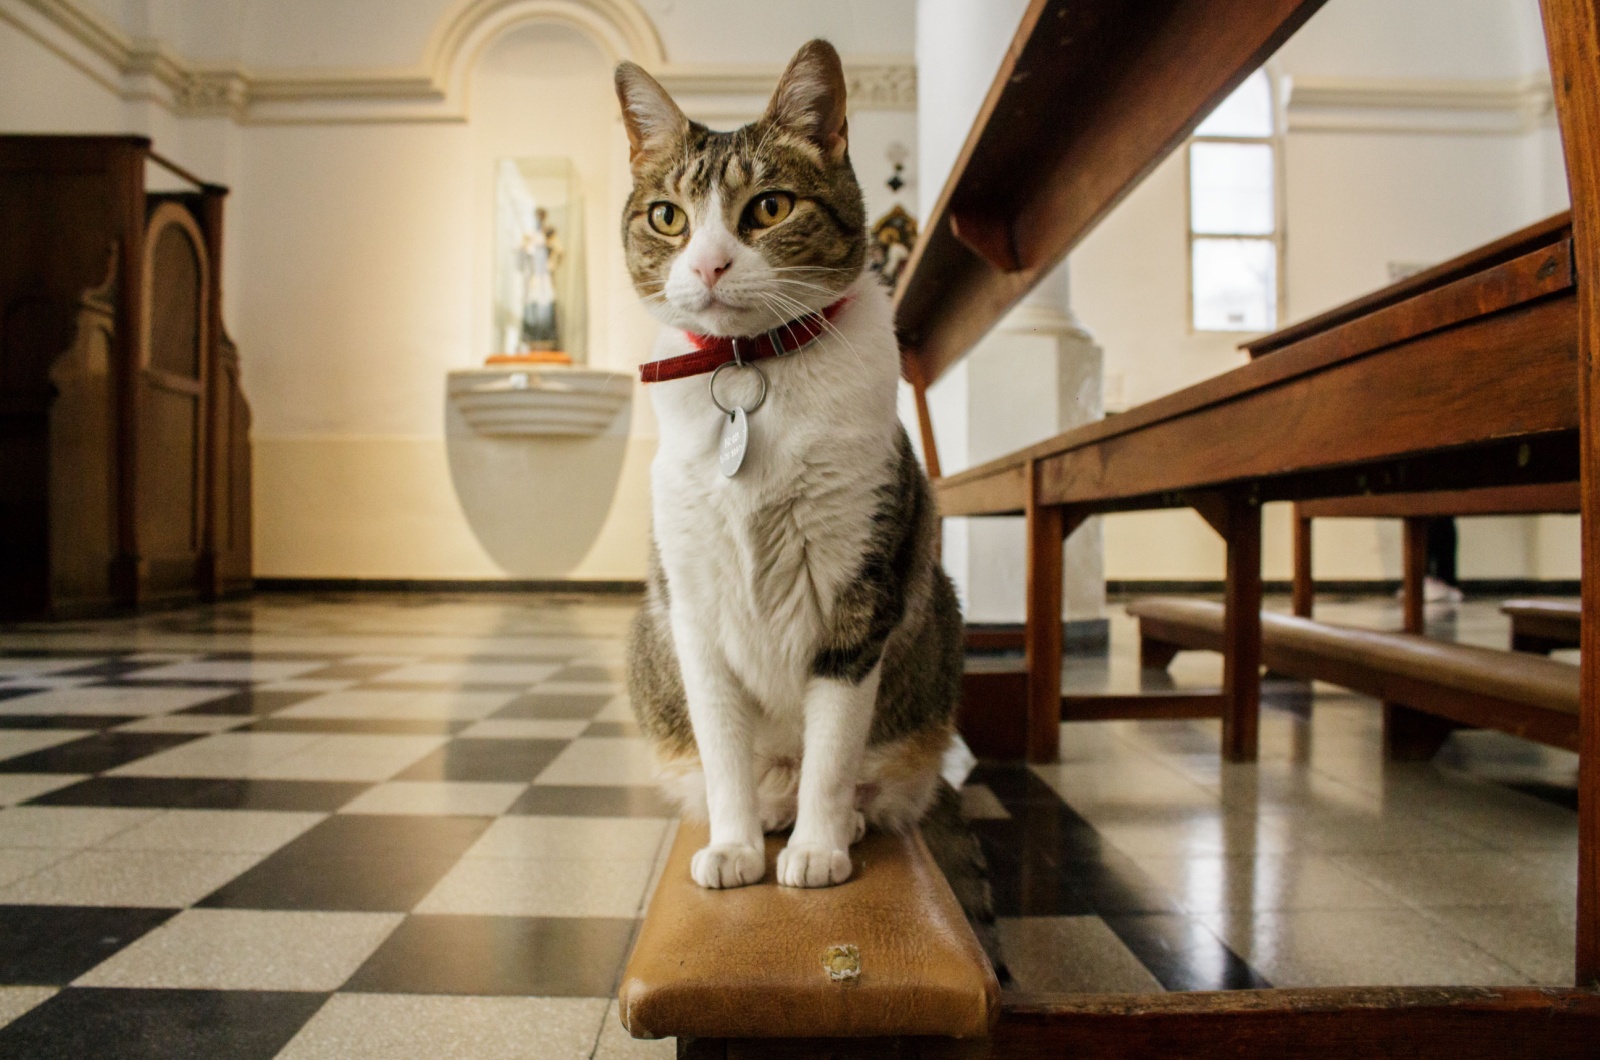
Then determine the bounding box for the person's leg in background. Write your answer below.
[1424,516,1462,603]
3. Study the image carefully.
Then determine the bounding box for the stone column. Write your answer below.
[915,0,1106,641]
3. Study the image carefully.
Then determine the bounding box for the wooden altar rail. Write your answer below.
[889,0,1600,1020]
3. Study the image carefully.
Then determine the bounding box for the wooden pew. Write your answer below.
[934,210,1578,766]
[1504,599,1582,654]
[1129,597,1579,758]
[1291,482,1580,623]
[880,0,1600,1034]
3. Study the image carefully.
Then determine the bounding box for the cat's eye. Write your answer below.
[745,192,795,229]
[648,202,687,236]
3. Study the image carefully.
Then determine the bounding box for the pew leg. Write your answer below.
[1292,507,1313,618]
[1221,496,1263,763]
[1024,463,1065,764]
[1383,703,1457,761]
[1402,517,1429,634]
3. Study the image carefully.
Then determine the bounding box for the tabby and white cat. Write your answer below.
[617,40,963,889]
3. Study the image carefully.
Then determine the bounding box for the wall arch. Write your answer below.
[428,0,666,110]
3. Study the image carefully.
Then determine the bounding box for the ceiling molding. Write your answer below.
[1286,75,1557,135]
[5,0,914,124]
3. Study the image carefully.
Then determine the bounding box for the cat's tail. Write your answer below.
[919,779,1011,986]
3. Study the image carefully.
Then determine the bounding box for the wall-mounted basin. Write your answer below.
[447,366,631,437]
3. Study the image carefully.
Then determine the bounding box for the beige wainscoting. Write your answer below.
[254,435,654,580]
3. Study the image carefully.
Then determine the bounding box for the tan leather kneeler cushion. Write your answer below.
[619,821,1000,1040]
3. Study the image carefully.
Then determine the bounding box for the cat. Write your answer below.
[615,40,965,890]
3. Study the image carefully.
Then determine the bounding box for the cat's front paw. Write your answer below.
[690,843,766,889]
[776,842,852,887]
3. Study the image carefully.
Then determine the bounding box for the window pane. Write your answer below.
[1195,69,1274,137]
[1190,142,1275,236]
[1193,238,1277,332]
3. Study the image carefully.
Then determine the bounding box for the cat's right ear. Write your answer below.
[615,62,687,166]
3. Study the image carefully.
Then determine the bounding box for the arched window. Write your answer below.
[1189,69,1283,332]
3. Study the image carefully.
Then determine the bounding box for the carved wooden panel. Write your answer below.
[137,201,208,599]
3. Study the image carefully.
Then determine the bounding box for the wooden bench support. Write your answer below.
[1061,692,1225,722]
[1192,494,1264,763]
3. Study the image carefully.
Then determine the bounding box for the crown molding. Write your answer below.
[1286,75,1557,135]
[5,0,914,124]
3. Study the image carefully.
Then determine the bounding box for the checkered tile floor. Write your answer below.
[0,594,672,1059]
[0,592,1582,1055]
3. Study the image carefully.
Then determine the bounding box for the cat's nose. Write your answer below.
[692,258,733,289]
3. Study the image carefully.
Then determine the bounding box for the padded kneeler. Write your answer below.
[618,821,1000,1042]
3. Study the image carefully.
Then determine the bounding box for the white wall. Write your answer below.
[1070,0,1578,584]
[0,0,918,581]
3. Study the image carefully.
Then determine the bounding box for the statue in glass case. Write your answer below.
[517,205,563,352]
[493,158,586,366]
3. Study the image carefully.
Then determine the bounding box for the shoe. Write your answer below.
[1423,577,1463,604]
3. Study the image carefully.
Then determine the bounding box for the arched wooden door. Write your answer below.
[137,201,209,600]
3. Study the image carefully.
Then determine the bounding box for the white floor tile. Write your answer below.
[107,732,324,777]
[534,738,658,787]
[98,809,325,853]
[0,848,265,907]
[276,994,609,1060]
[0,806,161,847]
[414,857,657,917]
[340,782,527,816]
[76,909,402,991]
[458,719,589,740]
[464,816,667,861]
[127,660,329,682]
[0,987,57,1029]
[0,774,87,807]
[381,662,563,686]
[0,686,233,717]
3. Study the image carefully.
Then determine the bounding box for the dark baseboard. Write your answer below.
[966,618,1109,654]
[253,578,646,595]
[1107,579,1579,599]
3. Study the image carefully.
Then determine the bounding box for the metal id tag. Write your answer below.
[718,406,749,477]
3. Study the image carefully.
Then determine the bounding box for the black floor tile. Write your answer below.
[0,732,199,774]
[199,815,490,911]
[0,988,326,1059]
[26,776,370,811]
[0,687,48,703]
[507,784,675,817]
[344,915,636,997]
[392,738,566,782]
[1101,913,1271,992]
[48,660,163,679]
[582,720,641,737]
[203,651,346,662]
[0,714,140,730]
[490,693,611,720]
[545,665,622,683]
[176,689,322,716]
[247,717,467,736]
[0,906,174,983]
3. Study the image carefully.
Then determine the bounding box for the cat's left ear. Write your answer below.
[764,39,848,162]
[615,61,688,165]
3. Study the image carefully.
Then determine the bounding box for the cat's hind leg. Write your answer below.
[777,668,879,888]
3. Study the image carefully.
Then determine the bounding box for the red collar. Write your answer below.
[638,297,851,384]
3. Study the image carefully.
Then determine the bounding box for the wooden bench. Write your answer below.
[1290,482,1580,624]
[1503,599,1582,654]
[618,822,999,1056]
[1129,597,1579,759]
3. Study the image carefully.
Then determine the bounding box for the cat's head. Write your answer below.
[615,40,867,338]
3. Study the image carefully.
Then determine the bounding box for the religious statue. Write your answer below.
[517,205,563,352]
[869,204,918,289]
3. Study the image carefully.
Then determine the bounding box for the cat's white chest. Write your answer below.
[646,280,900,712]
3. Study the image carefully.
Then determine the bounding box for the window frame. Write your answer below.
[1185,67,1288,335]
